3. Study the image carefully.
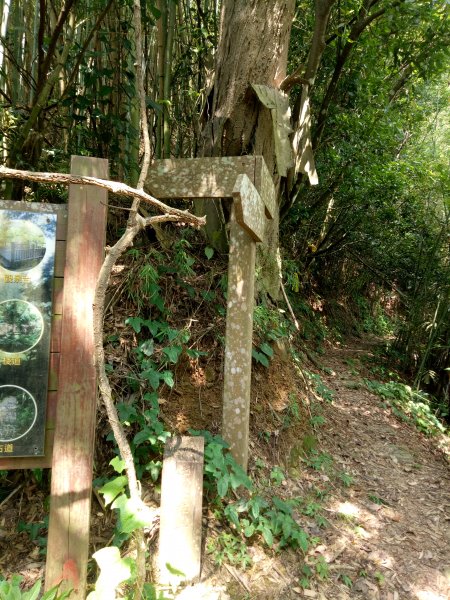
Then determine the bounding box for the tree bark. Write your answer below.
[200,0,296,293]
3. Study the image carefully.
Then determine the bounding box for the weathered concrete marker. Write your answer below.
[159,436,205,585]
[146,157,275,471]
[233,174,266,243]
[222,211,256,470]
[221,175,264,469]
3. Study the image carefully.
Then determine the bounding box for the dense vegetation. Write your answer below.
[0,0,448,596]
[1,0,447,411]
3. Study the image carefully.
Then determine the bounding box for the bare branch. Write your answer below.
[0,166,205,228]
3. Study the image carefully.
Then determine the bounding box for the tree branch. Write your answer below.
[0,166,205,227]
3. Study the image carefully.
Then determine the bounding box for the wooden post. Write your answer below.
[158,436,205,585]
[45,156,108,598]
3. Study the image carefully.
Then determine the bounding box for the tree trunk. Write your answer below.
[200,0,295,292]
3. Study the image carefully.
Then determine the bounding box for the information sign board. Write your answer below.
[0,206,56,456]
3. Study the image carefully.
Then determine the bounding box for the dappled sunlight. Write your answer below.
[415,591,448,600]
[335,500,360,518]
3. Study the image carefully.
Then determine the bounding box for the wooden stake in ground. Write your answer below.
[45,156,108,598]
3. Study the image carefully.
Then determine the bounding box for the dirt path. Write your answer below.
[310,337,450,600]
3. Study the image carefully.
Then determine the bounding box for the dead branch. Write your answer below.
[0,166,205,228]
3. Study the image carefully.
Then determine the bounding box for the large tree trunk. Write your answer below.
[199,0,295,295]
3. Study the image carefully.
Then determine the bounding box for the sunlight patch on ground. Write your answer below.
[336,501,360,518]
[414,591,448,600]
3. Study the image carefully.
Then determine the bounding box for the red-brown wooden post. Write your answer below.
[45,156,108,598]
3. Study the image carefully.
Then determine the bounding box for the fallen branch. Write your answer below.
[0,165,205,228]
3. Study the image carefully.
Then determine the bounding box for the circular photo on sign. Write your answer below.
[0,385,37,442]
[0,300,44,353]
[0,218,46,272]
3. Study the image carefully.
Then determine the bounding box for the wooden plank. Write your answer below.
[54,241,66,277]
[50,315,62,353]
[158,436,204,585]
[146,156,256,199]
[48,353,60,392]
[46,391,58,425]
[222,208,256,471]
[45,156,108,599]
[53,277,64,315]
[233,174,265,243]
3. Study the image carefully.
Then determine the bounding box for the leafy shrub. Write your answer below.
[365,380,447,435]
[191,430,311,565]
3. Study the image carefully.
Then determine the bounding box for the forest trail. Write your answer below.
[304,337,450,600]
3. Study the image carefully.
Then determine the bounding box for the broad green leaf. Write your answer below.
[244,524,255,537]
[110,456,125,474]
[145,320,161,337]
[217,474,229,498]
[272,496,292,515]
[133,428,156,446]
[22,580,41,600]
[260,525,274,546]
[125,317,143,333]
[162,345,182,363]
[87,546,133,600]
[252,350,269,367]
[139,340,155,357]
[161,371,174,388]
[205,247,214,259]
[111,495,157,534]
[141,368,160,391]
[98,476,127,506]
[224,503,240,529]
[41,585,72,600]
[165,563,185,577]
[259,342,274,357]
[295,529,309,552]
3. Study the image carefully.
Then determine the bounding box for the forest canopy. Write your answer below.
[0,0,448,400]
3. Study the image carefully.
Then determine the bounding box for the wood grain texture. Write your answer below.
[45,156,108,598]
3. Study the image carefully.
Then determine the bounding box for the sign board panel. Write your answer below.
[0,205,57,456]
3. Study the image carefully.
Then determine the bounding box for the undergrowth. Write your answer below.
[365,379,448,436]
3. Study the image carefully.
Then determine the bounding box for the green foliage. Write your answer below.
[354,297,394,337]
[305,372,334,403]
[98,458,156,544]
[365,380,447,436]
[299,555,330,588]
[252,342,274,368]
[191,431,313,564]
[17,517,48,556]
[207,532,252,570]
[92,456,164,600]
[190,431,252,499]
[339,472,354,488]
[303,450,333,472]
[252,306,291,367]
[338,573,353,588]
[0,576,71,600]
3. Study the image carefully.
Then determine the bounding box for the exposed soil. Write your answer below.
[1,336,449,600]
[180,337,450,600]
[307,338,450,600]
